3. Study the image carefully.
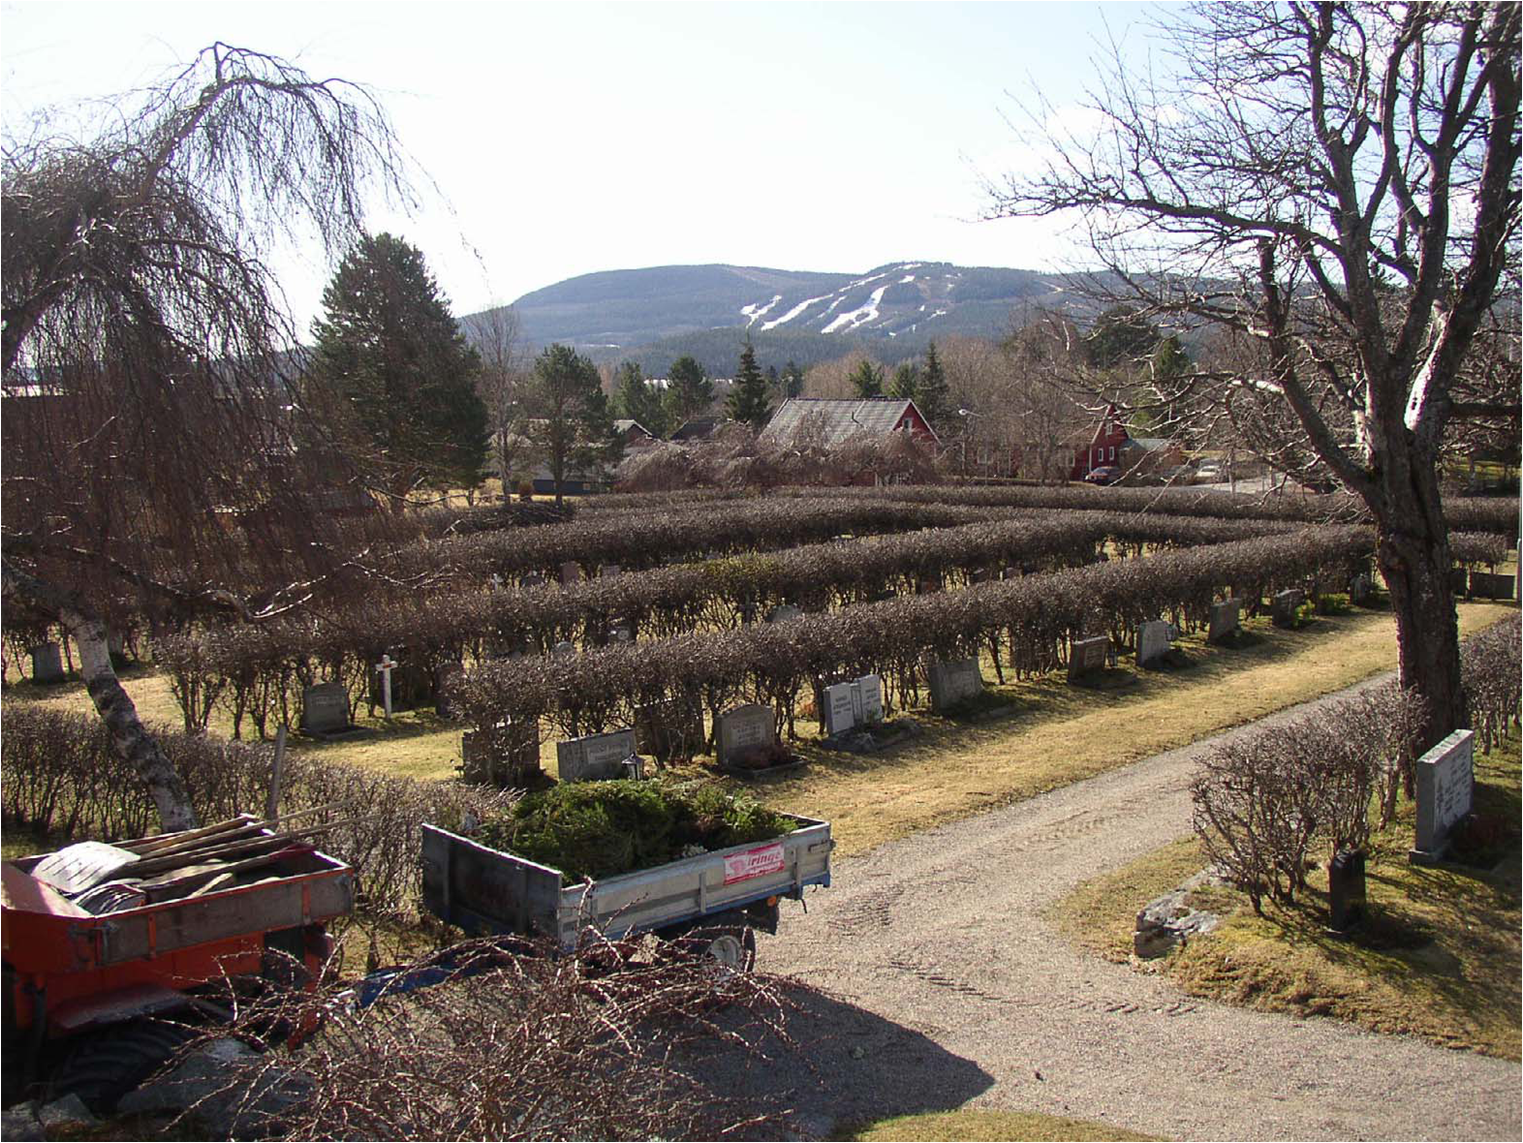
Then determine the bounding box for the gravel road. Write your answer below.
[726,677,1521,1141]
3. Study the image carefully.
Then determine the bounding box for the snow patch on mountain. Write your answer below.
[822,285,889,334]
[761,294,828,331]
[740,295,783,327]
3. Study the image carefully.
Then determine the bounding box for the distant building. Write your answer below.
[670,417,721,442]
[1069,405,1130,480]
[614,419,658,450]
[760,397,939,448]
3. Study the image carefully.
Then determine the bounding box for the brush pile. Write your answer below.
[475,780,798,883]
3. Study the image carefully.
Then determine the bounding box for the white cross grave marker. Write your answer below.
[376,654,398,718]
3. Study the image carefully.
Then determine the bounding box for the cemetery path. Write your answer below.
[742,674,1521,1141]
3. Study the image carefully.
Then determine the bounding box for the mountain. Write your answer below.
[467,261,1095,375]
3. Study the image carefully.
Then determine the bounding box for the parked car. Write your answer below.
[1084,465,1122,485]
[1190,462,1225,484]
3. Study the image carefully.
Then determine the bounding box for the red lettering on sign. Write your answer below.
[723,842,785,885]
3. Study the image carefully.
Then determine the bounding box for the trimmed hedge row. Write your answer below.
[455,526,1376,743]
[0,706,511,918]
[150,510,1296,736]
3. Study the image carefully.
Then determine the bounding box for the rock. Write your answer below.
[1133,884,1222,959]
[117,1037,309,1136]
[1,1104,45,1142]
[38,1092,97,1131]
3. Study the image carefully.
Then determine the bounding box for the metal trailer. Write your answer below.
[2,833,353,1107]
[420,814,832,967]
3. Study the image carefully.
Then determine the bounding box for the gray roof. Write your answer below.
[760,397,938,448]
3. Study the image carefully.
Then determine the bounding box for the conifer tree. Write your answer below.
[525,344,620,505]
[725,337,773,429]
[665,355,715,427]
[889,362,920,399]
[309,233,489,502]
[780,360,806,399]
[849,359,885,398]
[916,340,950,427]
[613,361,669,437]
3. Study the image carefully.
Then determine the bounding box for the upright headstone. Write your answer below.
[717,704,779,769]
[1328,849,1367,933]
[1136,620,1173,666]
[519,572,547,589]
[599,563,621,578]
[1271,588,1304,627]
[557,728,639,783]
[927,657,984,712]
[29,642,65,684]
[764,604,802,624]
[1068,636,1110,682]
[1208,599,1241,644]
[635,697,705,762]
[852,674,885,724]
[1410,730,1475,864]
[460,718,540,786]
[1349,573,1373,606]
[560,561,583,585]
[822,682,856,736]
[553,641,575,656]
[609,627,632,645]
[300,682,352,737]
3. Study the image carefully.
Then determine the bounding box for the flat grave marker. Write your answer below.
[1410,729,1474,865]
[928,657,983,712]
[557,728,639,783]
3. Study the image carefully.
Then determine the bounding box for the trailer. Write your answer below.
[421,814,832,967]
[2,819,354,1109]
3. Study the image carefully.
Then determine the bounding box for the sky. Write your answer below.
[2,1,1171,326]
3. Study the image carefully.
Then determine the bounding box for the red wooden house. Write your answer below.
[1069,405,1130,480]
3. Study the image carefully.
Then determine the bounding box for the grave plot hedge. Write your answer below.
[148,508,1292,736]
[475,779,798,884]
[454,526,1375,744]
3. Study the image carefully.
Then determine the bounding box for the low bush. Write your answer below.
[476,779,799,883]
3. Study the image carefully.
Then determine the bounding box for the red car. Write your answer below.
[1084,465,1122,485]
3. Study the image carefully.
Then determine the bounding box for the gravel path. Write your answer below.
[732,677,1521,1141]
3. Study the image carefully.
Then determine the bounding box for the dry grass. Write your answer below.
[840,1109,1166,1141]
[756,602,1514,856]
[1050,738,1521,1061]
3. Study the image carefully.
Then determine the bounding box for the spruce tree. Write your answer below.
[917,340,950,427]
[889,362,921,399]
[780,360,806,398]
[309,233,489,501]
[665,355,715,427]
[613,360,669,437]
[525,344,620,505]
[848,359,885,398]
[725,337,773,429]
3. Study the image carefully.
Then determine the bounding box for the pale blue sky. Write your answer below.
[2,1,1169,324]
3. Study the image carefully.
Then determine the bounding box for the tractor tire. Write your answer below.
[47,1018,200,1114]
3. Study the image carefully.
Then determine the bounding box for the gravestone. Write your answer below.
[717,704,778,769]
[560,561,583,585]
[29,642,64,684]
[1207,599,1241,644]
[765,604,802,624]
[609,627,632,645]
[1349,573,1373,606]
[1327,849,1366,933]
[1468,571,1514,601]
[1271,588,1304,627]
[1410,729,1474,864]
[460,719,540,786]
[635,697,705,762]
[1136,621,1173,666]
[822,682,856,736]
[852,674,885,725]
[1068,636,1110,682]
[969,567,993,584]
[553,641,575,656]
[557,728,639,783]
[519,572,547,589]
[599,564,621,578]
[300,682,352,737]
[928,657,983,712]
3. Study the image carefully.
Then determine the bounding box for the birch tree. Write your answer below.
[2,44,415,829]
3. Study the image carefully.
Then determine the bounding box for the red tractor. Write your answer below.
[2,815,353,1111]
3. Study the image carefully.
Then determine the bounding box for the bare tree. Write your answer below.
[461,304,530,497]
[2,44,415,828]
[990,2,1521,744]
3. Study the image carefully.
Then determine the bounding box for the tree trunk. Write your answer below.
[3,563,198,831]
[1375,520,1468,754]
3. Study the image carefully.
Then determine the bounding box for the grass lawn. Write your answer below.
[1050,737,1521,1061]
[838,1109,1165,1141]
[6,601,1514,859]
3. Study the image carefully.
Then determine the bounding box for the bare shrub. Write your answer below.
[1462,616,1522,753]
